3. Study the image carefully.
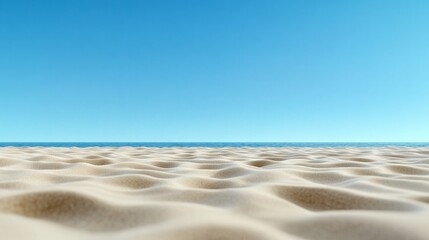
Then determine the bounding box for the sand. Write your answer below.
[0,147,428,240]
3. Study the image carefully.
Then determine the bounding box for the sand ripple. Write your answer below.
[0,147,428,240]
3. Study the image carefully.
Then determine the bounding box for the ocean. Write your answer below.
[0,142,428,147]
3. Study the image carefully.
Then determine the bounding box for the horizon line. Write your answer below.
[1,141,429,143]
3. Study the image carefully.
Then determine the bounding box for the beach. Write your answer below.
[0,147,428,240]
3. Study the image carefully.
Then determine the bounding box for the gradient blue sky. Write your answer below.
[1,0,428,142]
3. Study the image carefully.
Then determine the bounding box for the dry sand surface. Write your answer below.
[0,147,428,240]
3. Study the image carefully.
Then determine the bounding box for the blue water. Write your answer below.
[0,142,428,147]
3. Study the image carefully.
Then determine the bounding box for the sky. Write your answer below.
[1,0,428,142]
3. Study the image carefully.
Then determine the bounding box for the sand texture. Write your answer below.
[0,147,428,240]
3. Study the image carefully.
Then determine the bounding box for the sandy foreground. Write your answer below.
[0,147,428,240]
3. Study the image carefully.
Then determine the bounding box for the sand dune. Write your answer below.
[0,147,428,240]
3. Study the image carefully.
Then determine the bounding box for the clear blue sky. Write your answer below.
[1,0,428,142]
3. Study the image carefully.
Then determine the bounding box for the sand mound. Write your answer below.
[0,147,428,239]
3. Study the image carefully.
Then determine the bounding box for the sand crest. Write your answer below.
[0,147,428,239]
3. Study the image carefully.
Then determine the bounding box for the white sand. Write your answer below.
[0,147,428,240]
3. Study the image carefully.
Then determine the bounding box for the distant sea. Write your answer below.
[0,142,428,148]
